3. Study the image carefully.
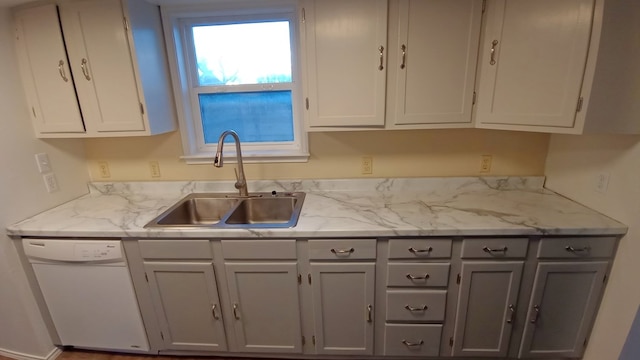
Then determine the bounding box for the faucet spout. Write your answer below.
[214,130,248,197]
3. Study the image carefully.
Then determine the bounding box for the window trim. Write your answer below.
[161,0,309,163]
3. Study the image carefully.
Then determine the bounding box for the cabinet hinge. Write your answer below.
[583,338,588,347]
[144,272,149,282]
[456,273,461,284]
[603,274,607,283]
[472,91,477,105]
[302,335,306,345]
[123,17,129,31]
[298,273,302,284]
[312,335,316,345]
[140,103,145,115]
[160,331,164,340]
[449,337,454,347]
[301,8,306,23]
[482,0,486,13]
[576,96,584,112]
[308,273,312,284]
[305,97,309,110]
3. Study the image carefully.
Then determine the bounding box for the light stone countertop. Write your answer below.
[6,177,627,239]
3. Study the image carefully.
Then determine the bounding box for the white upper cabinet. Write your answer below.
[388,0,482,128]
[303,0,388,128]
[13,0,176,138]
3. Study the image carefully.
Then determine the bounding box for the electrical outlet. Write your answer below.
[361,156,373,174]
[97,161,111,178]
[43,173,59,193]
[35,153,52,173]
[149,161,161,178]
[595,173,610,193]
[480,155,492,173]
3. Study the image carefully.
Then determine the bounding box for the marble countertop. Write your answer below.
[6,177,627,239]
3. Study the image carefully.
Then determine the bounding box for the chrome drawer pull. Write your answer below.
[402,339,424,347]
[367,304,373,323]
[406,273,430,281]
[405,304,428,312]
[530,305,540,324]
[483,246,508,253]
[331,247,354,255]
[490,39,499,65]
[233,303,240,320]
[58,60,69,82]
[506,304,515,324]
[211,304,219,320]
[565,245,591,253]
[408,246,433,254]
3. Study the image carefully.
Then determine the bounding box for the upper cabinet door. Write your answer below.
[475,0,594,130]
[390,0,482,126]
[304,0,388,127]
[59,0,145,133]
[13,5,85,134]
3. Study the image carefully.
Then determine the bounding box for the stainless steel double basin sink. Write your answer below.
[145,192,305,229]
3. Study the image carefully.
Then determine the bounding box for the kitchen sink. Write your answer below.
[145,192,305,229]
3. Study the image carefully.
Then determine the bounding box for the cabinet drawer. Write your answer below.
[308,239,376,260]
[221,240,296,260]
[388,239,452,259]
[537,237,617,259]
[386,290,447,322]
[139,240,211,259]
[384,323,442,357]
[461,238,528,259]
[387,263,450,287]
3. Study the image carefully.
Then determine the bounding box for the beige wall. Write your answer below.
[84,128,549,181]
[545,134,640,360]
[0,7,90,358]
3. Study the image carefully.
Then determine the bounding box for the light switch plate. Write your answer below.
[35,153,51,173]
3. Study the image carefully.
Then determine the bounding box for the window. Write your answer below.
[162,1,308,163]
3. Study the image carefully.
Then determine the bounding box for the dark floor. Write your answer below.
[0,349,277,360]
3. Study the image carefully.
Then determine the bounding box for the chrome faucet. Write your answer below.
[213,130,248,197]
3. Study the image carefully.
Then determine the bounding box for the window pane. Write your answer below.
[193,22,292,86]
[200,91,294,144]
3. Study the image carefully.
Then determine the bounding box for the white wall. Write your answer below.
[0,7,89,359]
[545,133,640,360]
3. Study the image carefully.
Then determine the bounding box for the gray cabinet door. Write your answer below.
[519,261,608,358]
[224,262,303,353]
[452,261,523,357]
[310,263,375,355]
[144,261,227,351]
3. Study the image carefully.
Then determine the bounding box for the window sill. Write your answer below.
[181,150,310,164]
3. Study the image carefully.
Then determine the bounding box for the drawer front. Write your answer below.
[387,263,450,287]
[386,290,447,322]
[139,240,211,259]
[221,240,296,260]
[308,239,376,260]
[537,237,617,259]
[461,238,528,259]
[384,323,442,357]
[388,239,452,259]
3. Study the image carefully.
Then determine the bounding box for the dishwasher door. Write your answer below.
[24,239,149,352]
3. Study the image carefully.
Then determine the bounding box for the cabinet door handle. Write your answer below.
[565,245,591,253]
[80,58,91,80]
[490,39,499,65]
[233,303,240,320]
[408,246,433,254]
[331,247,354,255]
[400,44,406,69]
[211,304,219,320]
[402,339,424,347]
[506,304,515,324]
[367,304,373,323]
[378,45,384,71]
[404,304,428,312]
[406,273,430,281]
[483,246,508,253]
[530,305,540,324]
[57,60,69,82]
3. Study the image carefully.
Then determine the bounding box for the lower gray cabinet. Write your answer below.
[143,262,227,351]
[452,261,524,357]
[224,262,303,353]
[519,261,609,358]
[310,262,376,355]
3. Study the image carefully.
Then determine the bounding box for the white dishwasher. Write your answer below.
[23,239,149,352]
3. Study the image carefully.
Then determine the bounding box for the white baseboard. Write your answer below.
[0,347,61,360]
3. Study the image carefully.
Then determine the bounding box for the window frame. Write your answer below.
[161,1,308,164]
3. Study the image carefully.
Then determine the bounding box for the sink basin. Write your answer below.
[145,192,305,229]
